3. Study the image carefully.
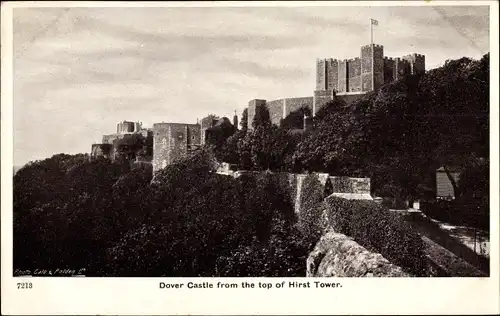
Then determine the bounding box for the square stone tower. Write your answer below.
[152,123,201,173]
[360,44,385,92]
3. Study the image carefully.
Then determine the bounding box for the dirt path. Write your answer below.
[401,210,489,275]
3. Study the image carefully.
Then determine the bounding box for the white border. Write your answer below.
[2,1,499,315]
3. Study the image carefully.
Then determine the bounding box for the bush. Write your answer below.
[296,174,326,243]
[381,197,408,209]
[215,219,310,277]
[323,196,428,276]
[420,198,489,231]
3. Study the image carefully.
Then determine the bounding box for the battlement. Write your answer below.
[248,99,266,105]
[153,122,199,129]
[404,53,425,58]
[317,58,339,63]
[361,43,383,49]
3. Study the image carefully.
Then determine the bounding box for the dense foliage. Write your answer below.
[14,151,312,277]
[114,133,152,161]
[296,174,326,243]
[280,106,312,130]
[323,196,428,276]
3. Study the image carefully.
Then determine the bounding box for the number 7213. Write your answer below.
[17,282,33,289]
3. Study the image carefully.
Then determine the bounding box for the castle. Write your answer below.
[91,42,425,173]
[247,43,425,128]
[91,115,238,173]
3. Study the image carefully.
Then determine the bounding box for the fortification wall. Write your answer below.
[360,45,373,91]
[373,45,385,90]
[347,58,362,92]
[102,133,124,145]
[284,97,313,118]
[248,97,314,127]
[218,169,371,214]
[394,58,411,80]
[313,90,335,115]
[325,59,339,91]
[187,124,201,147]
[316,59,326,90]
[383,57,395,83]
[200,115,218,145]
[152,123,200,173]
[402,53,426,75]
[336,93,366,105]
[337,60,348,93]
[266,99,285,126]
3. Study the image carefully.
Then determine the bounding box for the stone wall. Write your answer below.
[248,97,314,128]
[152,123,201,173]
[402,53,426,75]
[215,169,371,214]
[284,97,314,118]
[347,58,362,92]
[266,99,286,126]
[307,231,409,277]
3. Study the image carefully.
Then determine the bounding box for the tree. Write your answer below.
[114,133,148,162]
[280,106,312,130]
[205,118,236,154]
[240,108,249,133]
[252,103,271,129]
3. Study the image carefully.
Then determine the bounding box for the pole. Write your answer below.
[370,19,373,45]
[371,19,374,91]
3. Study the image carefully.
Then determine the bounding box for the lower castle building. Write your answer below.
[152,123,201,173]
[91,116,236,174]
[91,121,153,162]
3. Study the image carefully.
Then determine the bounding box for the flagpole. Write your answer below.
[371,19,374,91]
[370,19,373,46]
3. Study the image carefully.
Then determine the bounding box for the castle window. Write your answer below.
[192,136,195,140]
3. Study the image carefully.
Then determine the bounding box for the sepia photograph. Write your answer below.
[10,2,492,278]
[2,1,499,314]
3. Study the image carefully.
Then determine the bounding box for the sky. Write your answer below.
[12,4,490,166]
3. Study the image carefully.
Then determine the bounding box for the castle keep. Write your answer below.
[247,43,425,128]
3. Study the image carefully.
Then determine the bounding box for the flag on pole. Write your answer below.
[371,18,379,26]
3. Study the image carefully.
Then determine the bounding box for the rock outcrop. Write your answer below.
[307,232,410,277]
